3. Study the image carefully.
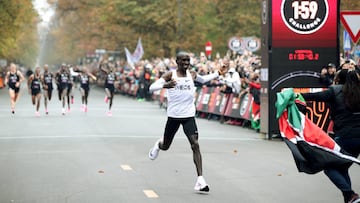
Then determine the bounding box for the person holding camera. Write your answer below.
[320,63,337,86]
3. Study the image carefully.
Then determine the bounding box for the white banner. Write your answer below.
[132,38,144,63]
[124,47,135,69]
[124,38,144,69]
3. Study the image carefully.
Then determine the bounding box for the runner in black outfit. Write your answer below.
[41,64,54,115]
[56,64,71,115]
[100,62,116,116]
[28,67,42,116]
[4,63,25,114]
[79,66,97,112]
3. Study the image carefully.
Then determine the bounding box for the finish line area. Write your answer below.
[0,87,358,203]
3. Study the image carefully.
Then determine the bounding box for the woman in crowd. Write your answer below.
[247,72,261,131]
[302,70,360,203]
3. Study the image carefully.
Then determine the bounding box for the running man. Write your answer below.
[55,64,71,115]
[41,64,54,114]
[28,67,42,116]
[4,63,25,114]
[100,63,116,116]
[79,66,97,112]
[148,51,228,192]
[68,64,79,105]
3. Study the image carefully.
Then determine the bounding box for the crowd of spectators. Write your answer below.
[320,57,359,87]
[109,50,261,99]
[88,50,359,131]
[88,50,262,130]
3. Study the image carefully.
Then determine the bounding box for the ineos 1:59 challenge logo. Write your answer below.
[281,0,329,34]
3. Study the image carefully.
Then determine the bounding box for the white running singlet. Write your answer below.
[167,70,196,118]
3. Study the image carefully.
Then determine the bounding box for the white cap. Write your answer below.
[145,64,153,69]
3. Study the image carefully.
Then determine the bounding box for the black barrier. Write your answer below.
[158,86,332,133]
[194,87,255,121]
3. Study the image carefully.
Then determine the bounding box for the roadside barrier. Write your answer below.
[154,86,333,134]
[113,81,332,134]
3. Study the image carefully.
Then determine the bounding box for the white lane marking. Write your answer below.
[143,190,159,198]
[121,165,133,171]
[0,106,161,112]
[0,134,261,141]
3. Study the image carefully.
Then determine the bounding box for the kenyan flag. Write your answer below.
[250,101,260,131]
[276,88,360,174]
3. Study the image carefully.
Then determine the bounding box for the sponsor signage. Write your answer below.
[271,0,339,90]
[228,36,261,52]
[261,0,339,136]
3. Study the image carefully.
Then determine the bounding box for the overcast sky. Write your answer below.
[33,0,55,23]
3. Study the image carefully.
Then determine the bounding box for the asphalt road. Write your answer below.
[0,84,359,203]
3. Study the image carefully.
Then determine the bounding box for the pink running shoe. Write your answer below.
[107,111,112,116]
[84,106,88,112]
[35,111,40,117]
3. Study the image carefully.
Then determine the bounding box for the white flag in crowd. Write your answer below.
[133,38,144,63]
[124,47,135,69]
[124,38,144,69]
